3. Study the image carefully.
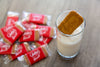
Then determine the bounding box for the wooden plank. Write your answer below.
[0,0,13,27]
[0,0,100,67]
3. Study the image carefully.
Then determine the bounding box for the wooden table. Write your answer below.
[0,0,100,67]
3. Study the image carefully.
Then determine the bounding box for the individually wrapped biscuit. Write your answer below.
[19,29,40,42]
[18,45,50,66]
[32,25,56,38]
[0,41,10,54]
[21,19,37,29]
[0,23,24,45]
[5,11,19,26]
[0,41,17,54]
[34,36,52,47]
[23,11,51,25]
[4,42,31,64]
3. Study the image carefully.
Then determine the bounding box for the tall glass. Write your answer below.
[55,10,86,60]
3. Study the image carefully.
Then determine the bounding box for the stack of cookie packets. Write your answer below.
[0,11,56,66]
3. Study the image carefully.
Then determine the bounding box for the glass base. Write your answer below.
[57,50,79,60]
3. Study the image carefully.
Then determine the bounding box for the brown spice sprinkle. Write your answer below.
[58,11,84,35]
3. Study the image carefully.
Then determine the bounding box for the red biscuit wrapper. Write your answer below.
[21,20,36,29]
[23,11,51,25]
[0,42,17,54]
[24,45,48,65]
[32,25,55,38]
[19,29,40,42]
[26,13,47,25]
[5,11,19,26]
[35,36,52,47]
[0,24,24,45]
[7,42,31,61]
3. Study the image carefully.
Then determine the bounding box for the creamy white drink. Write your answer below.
[56,10,85,59]
[57,26,83,56]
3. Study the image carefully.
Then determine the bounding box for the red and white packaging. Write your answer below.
[21,20,36,29]
[18,45,50,66]
[32,25,56,38]
[5,11,19,26]
[4,42,31,64]
[19,29,40,42]
[0,24,24,45]
[35,36,52,47]
[23,11,51,25]
[0,41,17,54]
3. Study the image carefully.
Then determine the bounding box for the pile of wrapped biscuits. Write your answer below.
[0,11,56,66]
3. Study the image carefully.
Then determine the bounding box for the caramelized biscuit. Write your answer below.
[41,46,48,57]
[58,11,83,34]
[34,31,40,41]
[24,55,31,65]
[34,42,40,47]
[44,16,47,24]
[50,28,54,38]
[24,42,31,52]
[8,55,13,60]
[11,44,17,54]
[15,24,24,32]
[0,30,12,45]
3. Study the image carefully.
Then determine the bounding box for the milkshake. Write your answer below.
[56,10,86,59]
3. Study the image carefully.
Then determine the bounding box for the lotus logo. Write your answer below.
[7,19,15,25]
[7,29,17,40]
[30,50,40,61]
[15,45,22,56]
[0,42,10,52]
[32,15,42,21]
[23,31,32,40]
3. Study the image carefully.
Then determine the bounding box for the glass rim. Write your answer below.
[55,10,86,37]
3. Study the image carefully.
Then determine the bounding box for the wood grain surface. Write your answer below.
[0,0,100,67]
